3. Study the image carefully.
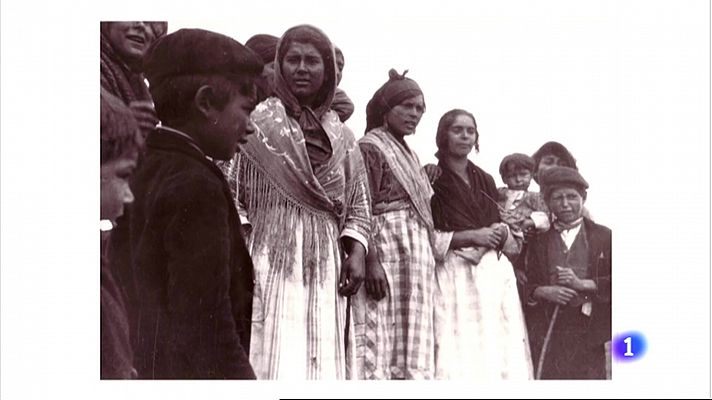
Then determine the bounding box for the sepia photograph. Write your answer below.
[1,0,710,399]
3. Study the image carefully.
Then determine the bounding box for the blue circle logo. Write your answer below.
[612,331,647,361]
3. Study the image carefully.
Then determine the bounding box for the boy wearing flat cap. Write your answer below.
[115,28,262,379]
[524,166,611,379]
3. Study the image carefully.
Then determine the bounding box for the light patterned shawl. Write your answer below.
[238,97,370,284]
[359,127,434,233]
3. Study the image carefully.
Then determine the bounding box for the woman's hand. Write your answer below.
[493,224,509,248]
[239,223,253,240]
[129,100,159,138]
[470,227,505,249]
[534,285,578,306]
[365,260,389,301]
[338,241,365,297]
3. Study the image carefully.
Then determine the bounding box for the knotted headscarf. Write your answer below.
[365,68,423,133]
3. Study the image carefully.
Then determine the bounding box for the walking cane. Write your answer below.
[535,304,560,379]
[340,247,351,354]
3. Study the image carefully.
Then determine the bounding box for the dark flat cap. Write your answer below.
[539,166,589,199]
[499,153,535,177]
[143,28,263,87]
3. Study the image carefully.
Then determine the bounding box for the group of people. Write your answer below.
[100,21,612,381]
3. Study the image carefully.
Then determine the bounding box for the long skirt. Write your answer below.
[248,220,353,379]
[351,208,436,379]
[434,249,533,380]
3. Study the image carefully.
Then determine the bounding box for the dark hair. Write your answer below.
[276,25,336,106]
[435,109,479,159]
[499,153,535,178]
[245,34,279,64]
[101,89,142,164]
[150,74,255,125]
[532,141,577,170]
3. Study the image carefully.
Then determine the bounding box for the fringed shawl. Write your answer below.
[100,33,152,104]
[431,160,501,231]
[359,127,434,233]
[238,97,370,284]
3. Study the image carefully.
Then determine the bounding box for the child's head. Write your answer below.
[531,141,578,184]
[335,46,345,86]
[539,166,589,224]
[101,89,142,224]
[499,153,535,191]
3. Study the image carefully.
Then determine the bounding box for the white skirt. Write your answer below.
[248,220,352,380]
[434,249,533,380]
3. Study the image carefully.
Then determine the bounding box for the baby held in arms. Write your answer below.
[497,153,550,239]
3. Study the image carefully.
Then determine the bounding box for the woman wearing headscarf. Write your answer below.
[236,24,371,379]
[100,21,167,135]
[430,109,533,380]
[331,46,355,122]
[245,33,279,102]
[352,71,486,380]
[531,141,578,184]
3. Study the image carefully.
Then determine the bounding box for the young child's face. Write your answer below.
[504,167,532,191]
[101,151,138,223]
[548,187,584,224]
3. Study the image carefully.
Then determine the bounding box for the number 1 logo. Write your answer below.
[613,332,646,361]
[623,337,634,356]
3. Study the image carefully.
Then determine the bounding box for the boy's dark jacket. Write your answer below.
[525,217,612,348]
[113,128,255,379]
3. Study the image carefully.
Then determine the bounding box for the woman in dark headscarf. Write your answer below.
[352,71,487,380]
[236,24,371,380]
[100,21,167,135]
[531,141,578,184]
[245,33,279,101]
[331,46,355,122]
[430,109,533,380]
[530,141,593,221]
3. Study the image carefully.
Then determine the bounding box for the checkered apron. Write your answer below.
[351,207,435,379]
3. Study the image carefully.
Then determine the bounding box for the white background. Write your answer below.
[1,0,710,398]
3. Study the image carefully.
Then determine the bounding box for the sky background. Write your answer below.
[166,1,706,229]
[170,6,628,226]
[1,0,710,399]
